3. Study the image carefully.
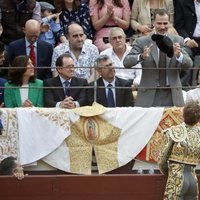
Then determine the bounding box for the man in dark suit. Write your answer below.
[174,0,200,86]
[88,54,134,107]
[124,9,193,107]
[8,19,53,81]
[174,0,200,58]
[44,53,88,108]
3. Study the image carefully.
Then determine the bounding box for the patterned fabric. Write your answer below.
[137,107,184,162]
[58,3,93,39]
[157,122,200,200]
[51,42,99,79]
[67,115,121,174]
[163,162,198,199]
[0,109,18,161]
[0,105,164,174]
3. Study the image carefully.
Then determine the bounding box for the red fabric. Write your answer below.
[29,44,36,66]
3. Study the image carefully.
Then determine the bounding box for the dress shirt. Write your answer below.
[51,42,99,79]
[193,0,200,37]
[55,76,80,108]
[102,78,116,103]
[100,45,142,84]
[25,39,37,64]
[186,87,200,103]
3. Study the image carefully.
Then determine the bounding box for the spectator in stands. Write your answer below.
[0,156,25,180]
[0,41,9,79]
[100,27,142,89]
[89,0,131,52]
[54,0,93,43]
[158,100,200,199]
[174,0,200,59]
[0,78,6,107]
[51,23,99,83]
[124,9,193,107]
[186,69,200,103]
[174,0,200,87]
[131,0,174,37]
[87,54,134,107]
[0,0,41,46]
[39,1,62,47]
[4,55,44,108]
[44,53,88,108]
[8,19,53,81]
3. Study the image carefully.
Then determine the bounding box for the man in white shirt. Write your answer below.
[100,27,141,89]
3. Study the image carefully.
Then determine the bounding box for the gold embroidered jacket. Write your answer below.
[158,123,200,175]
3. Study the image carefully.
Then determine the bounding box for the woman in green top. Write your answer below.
[4,55,44,107]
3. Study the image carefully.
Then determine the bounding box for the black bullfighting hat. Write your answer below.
[151,34,174,58]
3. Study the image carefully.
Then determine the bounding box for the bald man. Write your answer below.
[8,19,53,80]
[51,22,99,83]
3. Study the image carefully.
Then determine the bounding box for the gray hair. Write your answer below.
[108,27,126,41]
[94,55,111,68]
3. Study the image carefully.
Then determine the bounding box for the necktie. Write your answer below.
[107,84,115,107]
[29,44,36,66]
[159,51,166,87]
[64,80,70,96]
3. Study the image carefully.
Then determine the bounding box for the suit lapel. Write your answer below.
[55,77,65,99]
[150,41,159,68]
[98,78,107,106]
[69,77,76,97]
[185,0,195,12]
[115,78,120,106]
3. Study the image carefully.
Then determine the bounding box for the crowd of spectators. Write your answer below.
[0,0,199,109]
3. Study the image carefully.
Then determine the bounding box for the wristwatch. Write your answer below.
[139,54,144,61]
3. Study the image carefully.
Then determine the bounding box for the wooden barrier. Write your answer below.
[0,174,166,200]
[1,160,200,200]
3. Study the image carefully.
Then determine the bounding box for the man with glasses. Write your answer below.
[87,54,134,107]
[51,23,99,83]
[100,27,141,89]
[44,53,88,108]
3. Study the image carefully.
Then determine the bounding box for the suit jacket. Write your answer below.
[174,0,197,39]
[8,38,53,80]
[87,76,134,107]
[4,79,44,108]
[123,34,193,107]
[44,76,88,107]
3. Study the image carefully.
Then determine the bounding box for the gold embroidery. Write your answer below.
[66,115,121,174]
[35,108,71,132]
[0,109,18,161]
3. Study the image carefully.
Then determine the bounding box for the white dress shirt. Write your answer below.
[100,45,142,84]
